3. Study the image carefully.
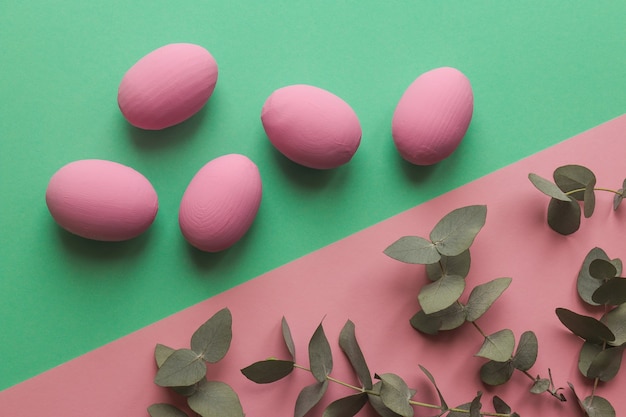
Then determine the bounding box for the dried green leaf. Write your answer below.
[430,205,487,257]
[282,317,296,361]
[530,378,550,394]
[602,303,626,346]
[188,380,244,417]
[426,250,471,281]
[295,380,329,417]
[154,348,206,388]
[384,236,440,264]
[577,248,616,306]
[547,197,580,235]
[339,320,372,390]
[148,404,189,417]
[476,329,515,362]
[492,396,511,414]
[190,308,232,363]
[409,310,442,335]
[553,164,596,201]
[309,322,333,383]
[589,259,618,280]
[465,277,512,322]
[377,373,414,417]
[587,346,624,382]
[583,177,596,218]
[419,365,448,411]
[155,344,175,368]
[556,308,615,344]
[528,173,571,201]
[592,278,626,306]
[368,382,404,417]
[479,360,514,386]
[322,393,368,417]
[579,341,603,378]
[240,359,294,383]
[582,395,616,417]
[512,331,538,371]
[419,275,465,315]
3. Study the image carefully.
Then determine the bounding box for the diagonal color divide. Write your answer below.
[1,115,625,416]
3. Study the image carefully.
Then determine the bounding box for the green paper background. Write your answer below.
[1,1,625,391]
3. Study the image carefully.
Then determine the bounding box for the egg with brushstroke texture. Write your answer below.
[46,159,158,241]
[392,67,473,165]
[118,43,218,130]
[261,84,361,169]
[179,154,262,252]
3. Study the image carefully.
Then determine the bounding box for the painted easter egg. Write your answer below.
[179,154,262,252]
[392,67,473,165]
[46,159,158,241]
[118,43,218,130]
[261,84,361,169]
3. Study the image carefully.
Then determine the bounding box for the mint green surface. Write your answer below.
[1,1,625,391]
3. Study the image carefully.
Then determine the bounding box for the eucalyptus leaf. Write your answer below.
[282,317,296,361]
[582,395,616,417]
[602,303,626,346]
[155,344,176,368]
[586,346,624,382]
[368,382,404,417]
[295,380,329,417]
[592,278,626,306]
[556,308,615,344]
[465,277,512,322]
[339,320,372,390]
[469,392,482,417]
[190,308,232,363]
[384,236,440,265]
[547,197,581,235]
[432,302,467,331]
[583,177,596,218]
[419,365,447,411]
[577,248,614,305]
[409,310,442,335]
[418,275,466,315]
[614,189,624,210]
[589,259,618,280]
[322,393,368,417]
[426,250,471,281]
[553,164,596,201]
[377,373,414,417]
[148,404,189,417]
[578,341,603,378]
[476,329,515,362]
[492,396,511,414]
[530,378,550,394]
[479,360,514,386]
[511,331,538,371]
[188,380,244,417]
[240,359,294,383]
[154,348,206,388]
[446,403,470,417]
[309,322,333,383]
[528,173,571,201]
[430,205,487,257]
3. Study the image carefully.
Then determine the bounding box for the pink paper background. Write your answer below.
[2,115,625,416]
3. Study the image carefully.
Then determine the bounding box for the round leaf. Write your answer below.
[240,359,294,383]
[188,380,244,417]
[577,248,614,305]
[339,320,372,390]
[433,302,467,331]
[367,382,404,417]
[547,197,580,235]
[418,274,465,314]
[582,395,616,417]
[602,303,626,346]
[592,278,626,306]
[579,341,603,378]
[480,360,514,386]
[530,378,550,394]
[426,250,471,281]
[556,308,615,344]
[587,346,624,382]
[309,322,333,383]
[322,393,368,417]
[553,164,596,201]
[383,236,439,265]
[476,329,515,362]
[589,259,618,280]
[409,310,441,335]
[512,331,538,371]
[528,173,571,201]
[155,344,176,368]
[190,308,232,363]
[148,404,189,417]
[429,205,487,257]
[465,277,512,322]
[295,381,328,417]
[154,348,206,388]
[377,373,414,417]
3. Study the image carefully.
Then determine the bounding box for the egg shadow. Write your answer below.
[55,224,152,260]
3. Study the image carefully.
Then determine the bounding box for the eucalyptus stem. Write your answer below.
[293,363,513,417]
[565,187,621,196]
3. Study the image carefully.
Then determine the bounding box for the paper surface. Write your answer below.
[2,115,625,415]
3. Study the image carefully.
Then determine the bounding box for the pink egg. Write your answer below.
[261,84,361,169]
[118,43,218,130]
[179,154,262,252]
[45,159,158,241]
[392,67,473,165]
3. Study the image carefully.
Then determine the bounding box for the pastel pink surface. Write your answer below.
[179,154,262,252]
[45,159,158,241]
[261,84,362,169]
[4,115,626,415]
[392,67,473,165]
[118,43,218,130]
